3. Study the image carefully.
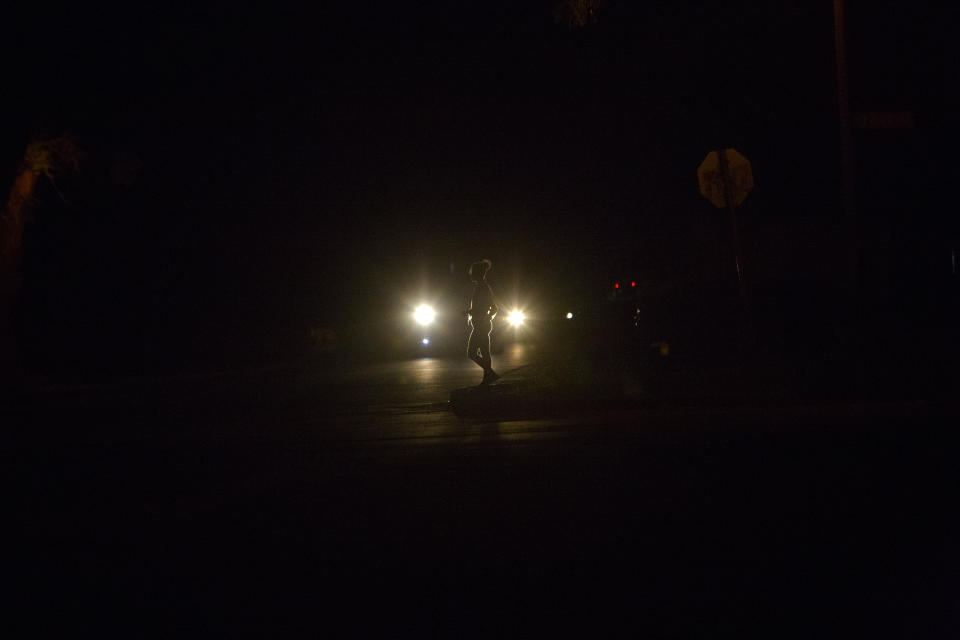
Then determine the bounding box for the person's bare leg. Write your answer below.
[468,329,485,370]
[479,329,499,384]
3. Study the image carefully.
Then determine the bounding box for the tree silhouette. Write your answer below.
[0,134,83,381]
[553,0,600,29]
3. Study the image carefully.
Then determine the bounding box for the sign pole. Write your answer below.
[717,149,754,354]
[717,149,745,299]
[697,148,755,353]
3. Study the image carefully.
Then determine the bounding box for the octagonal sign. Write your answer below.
[698,148,753,209]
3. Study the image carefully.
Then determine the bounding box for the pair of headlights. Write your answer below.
[413,305,526,327]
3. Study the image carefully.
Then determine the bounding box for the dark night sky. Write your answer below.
[3,1,957,372]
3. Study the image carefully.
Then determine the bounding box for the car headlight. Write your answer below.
[414,305,436,326]
[508,309,525,327]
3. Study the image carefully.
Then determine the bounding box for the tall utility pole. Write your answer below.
[833,0,866,398]
[833,0,859,288]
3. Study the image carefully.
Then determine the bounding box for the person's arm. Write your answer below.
[466,286,477,317]
[487,284,499,318]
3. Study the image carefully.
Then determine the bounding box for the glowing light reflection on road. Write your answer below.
[410,356,441,384]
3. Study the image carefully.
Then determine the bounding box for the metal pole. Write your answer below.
[718,149,745,298]
[718,149,754,356]
[833,0,858,287]
[834,0,865,399]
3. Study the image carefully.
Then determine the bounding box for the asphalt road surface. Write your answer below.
[6,347,960,636]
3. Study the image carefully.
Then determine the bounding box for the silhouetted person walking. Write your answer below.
[465,259,500,385]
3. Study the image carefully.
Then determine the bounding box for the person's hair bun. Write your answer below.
[469,259,492,279]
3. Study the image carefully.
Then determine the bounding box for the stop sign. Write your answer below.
[698,148,753,209]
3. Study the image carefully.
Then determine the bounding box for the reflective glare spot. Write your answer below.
[507,342,527,359]
[566,312,573,319]
[414,304,436,325]
[421,338,430,345]
[508,310,525,326]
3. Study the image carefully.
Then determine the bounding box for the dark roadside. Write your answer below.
[452,314,959,419]
[5,346,960,637]
[441,329,960,636]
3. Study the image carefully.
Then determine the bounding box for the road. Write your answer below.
[6,348,960,636]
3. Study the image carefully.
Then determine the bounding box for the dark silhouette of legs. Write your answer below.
[468,323,498,384]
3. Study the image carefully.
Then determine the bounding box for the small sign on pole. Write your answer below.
[698,148,753,297]
[698,148,756,353]
[698,148,753,209]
